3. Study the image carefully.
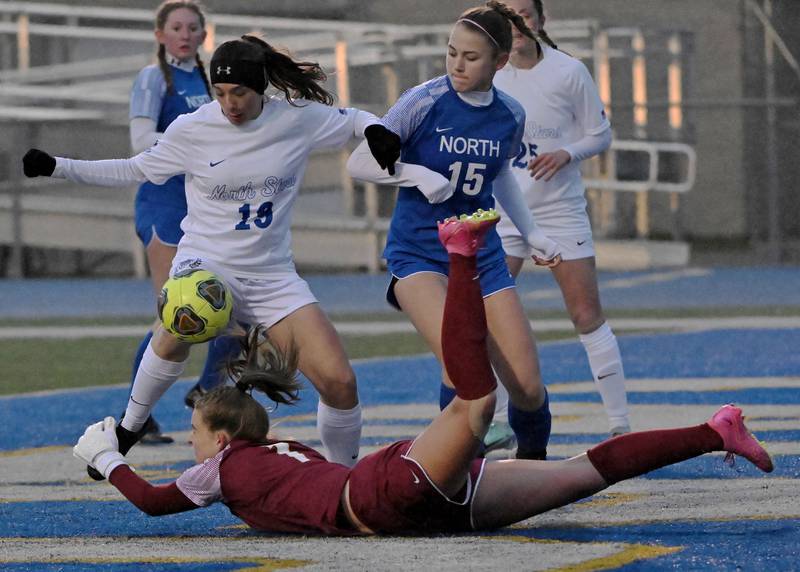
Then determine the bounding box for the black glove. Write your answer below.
[23,148,56,178]
[364,124,401,176]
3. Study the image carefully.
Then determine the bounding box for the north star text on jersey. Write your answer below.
[207,176,297,201]
[524,122,563,140]
[439,135,501,158]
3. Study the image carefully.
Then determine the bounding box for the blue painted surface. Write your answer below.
[2,277,800,570]
[3,329,800,450]
[3,266,800,318]
[508,519,800,571]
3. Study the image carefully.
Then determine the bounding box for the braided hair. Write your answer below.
[530,0,558,50]
[457,0,537,55]
[155,1,211,96]
[193,325,301,441]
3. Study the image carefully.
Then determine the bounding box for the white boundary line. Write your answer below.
[2,315,800,339]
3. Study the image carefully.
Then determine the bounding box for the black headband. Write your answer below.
[210,40,267,94]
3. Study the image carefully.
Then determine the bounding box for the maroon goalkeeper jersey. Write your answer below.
[219,439,355,535]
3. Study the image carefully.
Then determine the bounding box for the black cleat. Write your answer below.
[183,382,207,409]
[86,416,162,481]
[138,416,174,446]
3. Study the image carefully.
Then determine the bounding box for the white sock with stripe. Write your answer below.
[121,343,187,433]
[579,322,630,432]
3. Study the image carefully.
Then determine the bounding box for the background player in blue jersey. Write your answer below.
[348,1,562,460]
[73,214,773,535]
[128,1,237,442]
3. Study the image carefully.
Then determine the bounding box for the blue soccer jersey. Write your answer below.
[130,64,211,210]
[381,75,525,267]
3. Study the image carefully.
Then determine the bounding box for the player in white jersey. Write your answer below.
[23,35,402,472]
[491,0,629,437]
[126,0,231,445]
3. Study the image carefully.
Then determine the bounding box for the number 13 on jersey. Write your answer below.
[235,201,273,230]
[448,161,486,196]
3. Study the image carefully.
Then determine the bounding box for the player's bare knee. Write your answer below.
[507,381,546,411]
[151,327,191,361]
[315,370,358,409]
[571,307,605,334]
[474,392,496,423]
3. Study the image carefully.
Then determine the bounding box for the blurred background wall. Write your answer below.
[0,0,797,276]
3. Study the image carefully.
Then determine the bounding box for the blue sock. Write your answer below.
[509,387,551,458]
[439,383,457,410]
[197,335,241,391]
[128,330,154,396]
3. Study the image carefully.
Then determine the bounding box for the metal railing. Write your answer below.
[0,2,699,275]
[585,140,697,240]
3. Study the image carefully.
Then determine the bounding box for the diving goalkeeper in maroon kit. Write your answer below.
[74,209,773,535]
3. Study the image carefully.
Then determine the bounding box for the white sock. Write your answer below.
[317,401,362,468]
[122,344,187,433]
[493,375,509,423]
[579,322,630,431]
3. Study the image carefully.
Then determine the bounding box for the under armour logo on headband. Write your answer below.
[217,66,231,75]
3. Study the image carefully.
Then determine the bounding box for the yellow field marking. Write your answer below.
[551,544,682,572]
[506,513,800,530]
[489,536,681,571]
[553,415,584,422]
[576,492,646,509]
[135,468,184,480]
[0,556,310,571]
[0,445,68,458]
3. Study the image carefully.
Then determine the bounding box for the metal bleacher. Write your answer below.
[0,2,696,276]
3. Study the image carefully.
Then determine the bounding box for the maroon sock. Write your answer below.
[586,423,724,485]
[441,254,496,400]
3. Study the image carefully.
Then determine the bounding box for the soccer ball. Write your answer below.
[157,269,232,343]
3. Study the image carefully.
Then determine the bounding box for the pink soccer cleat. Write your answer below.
[437,209,500,256]
[707,404,774,473]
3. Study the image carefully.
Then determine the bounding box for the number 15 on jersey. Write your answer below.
[448,161,486,196]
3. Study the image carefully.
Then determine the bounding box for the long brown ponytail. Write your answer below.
[241,35,335,106]
[194,325,301,441]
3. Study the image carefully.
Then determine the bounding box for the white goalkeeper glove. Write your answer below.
[73,416,128,479]
[527,228,562,267]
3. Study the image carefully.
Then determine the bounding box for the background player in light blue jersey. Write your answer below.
[127,1,237,443]
[348,1,561,460]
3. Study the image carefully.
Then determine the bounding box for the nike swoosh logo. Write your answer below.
[577,240,587,246]
[411,472,420,484]
[597,372,616,380]
[435,127,453,133]
[178,90,187,95]
[209,160,226,167]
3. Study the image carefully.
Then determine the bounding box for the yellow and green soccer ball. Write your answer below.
[157,269,232,343]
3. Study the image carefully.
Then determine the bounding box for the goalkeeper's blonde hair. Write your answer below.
[194,325,301,440]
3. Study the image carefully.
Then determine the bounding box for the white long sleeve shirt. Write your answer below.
[494,45,611,228]
[54,97,377,275]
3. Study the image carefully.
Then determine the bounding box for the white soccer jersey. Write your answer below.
[493,45,610,233]
[54,98,375,276]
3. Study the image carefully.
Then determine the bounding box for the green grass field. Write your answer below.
[2,306,796,396]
